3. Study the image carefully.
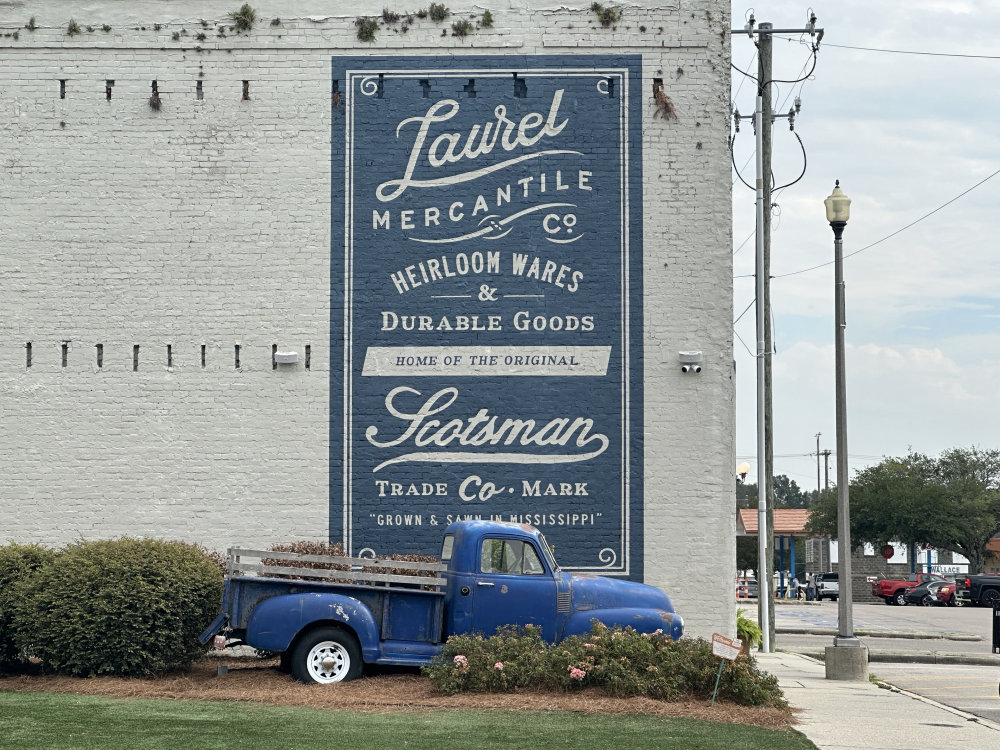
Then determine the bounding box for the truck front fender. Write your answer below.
[564,608,684,641]
[245,593,380,659]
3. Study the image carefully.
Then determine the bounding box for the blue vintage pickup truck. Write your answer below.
[200,520,683,683]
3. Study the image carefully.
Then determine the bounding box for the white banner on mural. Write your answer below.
[362,346,612,376]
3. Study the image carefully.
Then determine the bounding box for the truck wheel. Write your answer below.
[291,627,362,684]
[921,594,934,607]
[951,596,964,608]
[981,588,1000,608]
[893,591,907,606]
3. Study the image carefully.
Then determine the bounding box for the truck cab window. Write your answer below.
[440,534,455,562]
[480,538,545,575]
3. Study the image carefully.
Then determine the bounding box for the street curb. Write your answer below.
[869,678,1000,731]
[776,626,982,641]
[793,649,1000,666]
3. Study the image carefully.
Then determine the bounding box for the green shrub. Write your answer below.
[12,538,223,677]
[0,544,57,671]
[424,622,787,707]
[422,626,550,693]
[736,608,763,649]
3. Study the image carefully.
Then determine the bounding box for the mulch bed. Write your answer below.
[0,657,797,730]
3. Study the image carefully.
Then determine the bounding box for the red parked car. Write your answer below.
[903,579,961,607]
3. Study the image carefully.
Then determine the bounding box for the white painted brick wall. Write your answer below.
[0,1,734,637]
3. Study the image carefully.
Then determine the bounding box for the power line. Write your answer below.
[733,166,1000,279]
[734,297,755,325]
[805,40,1000,60]
[772,166,1000,278]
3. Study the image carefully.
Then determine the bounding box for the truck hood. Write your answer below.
[569,573,675,614]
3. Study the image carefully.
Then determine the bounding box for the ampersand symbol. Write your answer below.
[478,285,498,302]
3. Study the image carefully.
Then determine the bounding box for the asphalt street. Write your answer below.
[869,661,1000,725]
[743,599,1000,723]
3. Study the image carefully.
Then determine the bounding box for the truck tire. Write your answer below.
[893,591,907,606]
[981,588,1000,608]
[951,596,964,608]
[921,594,934,607]
[291,627,363,684]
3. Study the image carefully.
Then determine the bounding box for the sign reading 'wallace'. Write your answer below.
[331,56,643,577]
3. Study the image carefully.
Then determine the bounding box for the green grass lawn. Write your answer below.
[0,691,815,750]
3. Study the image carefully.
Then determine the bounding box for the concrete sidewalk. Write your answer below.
[757,651,1000,749]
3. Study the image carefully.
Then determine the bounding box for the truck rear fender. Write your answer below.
[245,593,380,659]
[563,608,684,641]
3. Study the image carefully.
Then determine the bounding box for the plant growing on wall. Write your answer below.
[227,4,257,32]
[590,2,622,28]
[653,81,677,120]
[451,19,473,38]
[428,3,450,22]
[356,16,378,42]
[481,10,494,28]
[66,19,82,36]
[26,17,37,31]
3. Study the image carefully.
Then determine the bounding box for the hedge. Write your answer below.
[11,538,223,677]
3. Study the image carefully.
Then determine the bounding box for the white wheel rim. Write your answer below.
[306,641,350,683]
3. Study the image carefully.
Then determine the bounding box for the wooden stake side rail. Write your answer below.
[226,548,447,589]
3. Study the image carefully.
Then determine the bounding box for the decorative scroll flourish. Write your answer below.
[409,203,579,244]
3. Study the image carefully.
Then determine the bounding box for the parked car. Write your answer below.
[815,572,839,601]
[903,579,959,607]
[871,572,946,606]
[736,578,759,598]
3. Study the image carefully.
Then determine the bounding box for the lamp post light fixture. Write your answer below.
[823,181,869,680]
[736,462,751,484]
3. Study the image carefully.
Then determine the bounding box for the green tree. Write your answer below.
[806,448,1000,573]
[735,474,807,509]
[773,474,806,507]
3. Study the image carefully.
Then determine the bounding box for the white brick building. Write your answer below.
[0,1,734,637]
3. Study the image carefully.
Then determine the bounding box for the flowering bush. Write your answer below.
[423,622,786,708]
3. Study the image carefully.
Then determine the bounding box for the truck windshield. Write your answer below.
[538,533,559,572]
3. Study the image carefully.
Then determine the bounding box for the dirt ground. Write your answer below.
[0,656,796,731]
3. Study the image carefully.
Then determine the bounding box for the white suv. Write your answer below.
[816,572,839,601]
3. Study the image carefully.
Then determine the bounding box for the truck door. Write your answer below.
[472,536,557,641]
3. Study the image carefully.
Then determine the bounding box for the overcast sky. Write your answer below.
[729,1,1000,491]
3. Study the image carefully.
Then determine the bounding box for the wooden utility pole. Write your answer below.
[733,14,823,654]
[758,22,776,654]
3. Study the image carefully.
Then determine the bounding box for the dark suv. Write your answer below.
[816,572,839,602]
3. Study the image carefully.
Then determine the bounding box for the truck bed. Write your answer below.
[216,548,448,650]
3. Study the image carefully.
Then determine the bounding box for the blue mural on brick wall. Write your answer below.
[331,55,643,578]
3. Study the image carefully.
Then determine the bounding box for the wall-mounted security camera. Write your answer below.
[679,351,703,374]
